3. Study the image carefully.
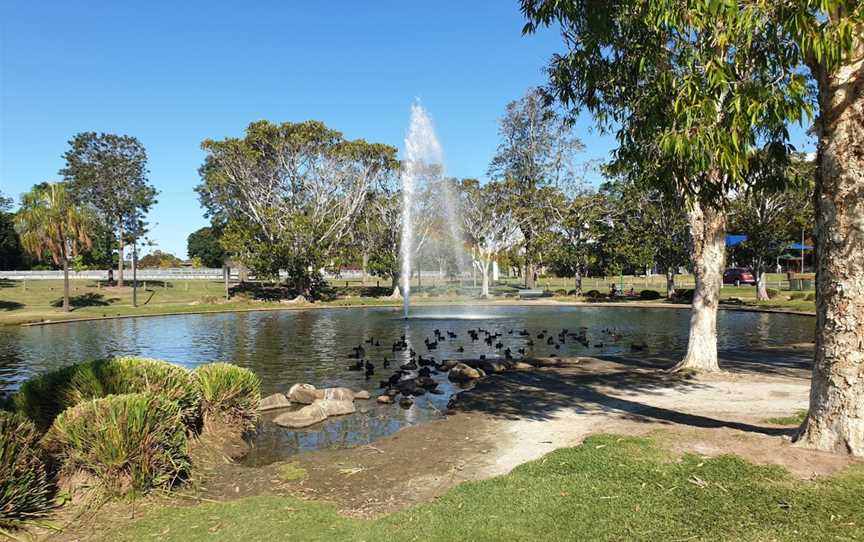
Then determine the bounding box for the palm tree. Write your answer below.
[15,183,93,311]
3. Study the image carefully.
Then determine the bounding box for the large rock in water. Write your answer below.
[287,383,319,404]
[315,399,356,417]
[259,393,292,411]
[448,363,482,382]
[353,390,371,400]
[273,403,328,428]
[319,387,355,401]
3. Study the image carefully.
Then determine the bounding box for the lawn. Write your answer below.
[0,275,815,327]
[98,434,862,542]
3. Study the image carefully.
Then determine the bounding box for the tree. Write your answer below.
[522,0,811,372]
[15,183,93,311]
[546,189,605,295]
[0,191,24,270]
[729,150,814,300]
[197,120,398,297]
[488,88,585,288]
[138,250,182,269]
[61,132,157,287]
[187,226,226,268]
[460,180,523,298]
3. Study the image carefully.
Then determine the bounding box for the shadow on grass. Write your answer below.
[0,278,15,289]
[0,300,23,311]
[50,293,120,310]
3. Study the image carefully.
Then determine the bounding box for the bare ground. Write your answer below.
[44,344,862,540]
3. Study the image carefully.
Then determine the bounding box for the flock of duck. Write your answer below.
[345,326,639,408]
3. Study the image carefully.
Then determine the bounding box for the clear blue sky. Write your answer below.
[0,1,813,257]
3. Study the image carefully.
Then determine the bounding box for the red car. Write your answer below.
[723,268,757,286]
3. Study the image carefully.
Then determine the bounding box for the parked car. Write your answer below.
[723,268,756,286]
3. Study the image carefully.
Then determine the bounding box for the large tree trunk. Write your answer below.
[756,270,769,301]
[673,201,726,372]
[574,268,583,296]
[480,260,490,299]
[665,267,676,300]
[62,254,70,312]
[117,225,124,287]
[795,46,864,456]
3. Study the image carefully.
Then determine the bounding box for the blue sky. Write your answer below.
[0,1,813,257]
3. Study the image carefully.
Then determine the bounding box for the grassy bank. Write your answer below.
[99,434,862,542]
[0,277,815,326]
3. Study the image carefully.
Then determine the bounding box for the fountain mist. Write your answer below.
[401,101,457,318]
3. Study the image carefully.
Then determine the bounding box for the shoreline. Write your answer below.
[14,298,816,327]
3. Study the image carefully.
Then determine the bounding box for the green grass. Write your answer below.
[100,434,863,542]
[42,393,191,494]
[11,357,201,432]
[193,363,260,430]
[765,410,808,426]
[0,411,53,530]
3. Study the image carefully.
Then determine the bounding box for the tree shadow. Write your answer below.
[0,300,23,311]
[51,293,119,310]
[0,278,15,289]
[451,356,794,438]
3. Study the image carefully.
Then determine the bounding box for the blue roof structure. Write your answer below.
[726,234,813,251]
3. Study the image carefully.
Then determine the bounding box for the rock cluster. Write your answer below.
[258,383,371,429]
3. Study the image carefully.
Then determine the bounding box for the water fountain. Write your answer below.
[400,101,461,318]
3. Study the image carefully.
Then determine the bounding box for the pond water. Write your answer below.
[0,305,814,463]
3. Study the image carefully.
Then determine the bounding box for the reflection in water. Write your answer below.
[0,305,814,463]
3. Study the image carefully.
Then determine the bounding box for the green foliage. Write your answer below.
[187,226,226,268]
[42,393,190,494]
[15,183,94,269]
[193,363,260,431]
[584,289,601,299]
[765,409,808,426]
[0,411,53,528]
[0,191,24,271]
[789,292,806,300]
[674,289,695,303]
[765,288,780,299]
[805,292,816,302]
[138,250,182,269]
[12,357,201,432]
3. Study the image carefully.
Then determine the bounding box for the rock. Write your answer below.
[399,396,414,408]
[533,358,562,367]
[273,403,328,428]
[441,359,461,370]
[417,376,438,389]
[259,393,292,411]
[482,361,509,373]
[315,399,356,417]
[320,387,355,401]
[448,363,482,381]
[377,395,393,404]
[512,361,534,370]
[287,383,319,404]
[386,388,400,397]
[353,390,371,400]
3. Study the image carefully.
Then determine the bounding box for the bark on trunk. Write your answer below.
[525,262,536,289]
[62,254,70,312]
[673,201,726,372]
[756,270,769,301]
[117,226,125,287]
[665,268,676,300]
[480,261,490,299]
[574,269,583,296]
[795,44,864,456]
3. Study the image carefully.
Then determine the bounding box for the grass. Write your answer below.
[0,276,815,327]
[765,410,809,426]
[11,357,201,432]
[276,461,307,482]
[193,363,260,431]
[0,411,53,530]
[41,393,191,494]
[99,434,863,542]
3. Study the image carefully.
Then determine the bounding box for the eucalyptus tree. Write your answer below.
[60,132,157,287]
[729,150,814,300]
[545,188,605,295]
[15,183,93,311]
[460,180,523,298]
[488,88,585,288]
[197,120,398,297]
[522,1,811,372]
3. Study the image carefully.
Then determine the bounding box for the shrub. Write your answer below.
[12,357,201,432]
[193,363,261,431]
[0,411,53,528]
[789,292,806,300]
[805,293,816,302]
[584,290,602,299]
[554,289,568,296]
[766,288,780,299]
[41,394,190,494]
[639,290,661,300]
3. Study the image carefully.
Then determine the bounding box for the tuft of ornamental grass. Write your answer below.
[41,393,190,495]
[0,411,53,529]
[12,357,202,432]
[193,363,261,431]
